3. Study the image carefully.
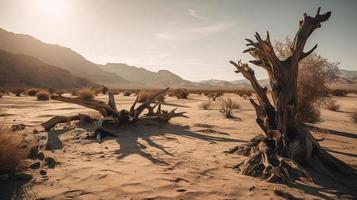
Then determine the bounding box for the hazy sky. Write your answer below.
[0,0,356,81]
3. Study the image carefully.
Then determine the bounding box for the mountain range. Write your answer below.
[0,27,356,89]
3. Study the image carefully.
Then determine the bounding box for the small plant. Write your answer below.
[25,88,40,96]
[71,89,79,96]
[350,113,357,123]
[101,86,109,95]
[218,98,239,118]
[36,90,50,101]
[48,88,56,95]
[54,90,64,96]
[324,99,340,111]
[138,91,150,103]
[199,101,211,110]
[122,90,132,96]
[236,90,253,97]
[79,88,95,100]
[138,90,165,103]
[207,91,223,101]
[13,88,24,97]
[0,125,27,172]
[173,89,189,99]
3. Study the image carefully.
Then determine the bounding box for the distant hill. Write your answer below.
[0,28,128,87]
[339,69,357,82]
[198,79,270,89]
[1,27,355,90]
[0,49,97,89]
[100,63,200,88]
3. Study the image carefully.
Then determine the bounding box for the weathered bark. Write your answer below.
[42,87,187,139]
[228,7,355,182]
[42,114,96,131]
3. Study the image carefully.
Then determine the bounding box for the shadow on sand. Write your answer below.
[97,121,246,165]
[305,124,357,139]
[0,179,37,200]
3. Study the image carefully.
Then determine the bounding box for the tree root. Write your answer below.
[228,130,356,183]
[231,135,313,183]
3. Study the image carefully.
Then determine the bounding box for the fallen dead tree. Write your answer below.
[42,87,187,141]
[227,8,356,183]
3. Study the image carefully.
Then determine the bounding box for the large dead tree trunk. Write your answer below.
[42,87,187,141]
[228,8,355,182]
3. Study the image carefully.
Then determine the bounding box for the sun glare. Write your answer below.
[31,0,69,19]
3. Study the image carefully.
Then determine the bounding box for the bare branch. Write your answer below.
[51,96,116,117]
[292,7,331,62]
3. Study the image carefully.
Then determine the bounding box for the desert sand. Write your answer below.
[0,93,356,200]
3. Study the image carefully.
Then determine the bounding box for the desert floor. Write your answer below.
[0,93,356,200]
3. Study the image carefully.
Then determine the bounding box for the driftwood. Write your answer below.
[42,114,96,131]
[228,7,356,183]
[42,87,187,140]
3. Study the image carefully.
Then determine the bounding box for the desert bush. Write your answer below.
[122,90,132,96]
[12,88,24,97]
[0,125,27,172]
[275,38,339,123]
[351,113,357,123]
[54,90,64,96]
[138,90,165,103]
[207,91,223,101]
[111,89,120,95]
[138,91,150,102]
[47,88,55,95]
[71,89,79,96]
[236,90,253,98]
[36,90,50,101]
[173,89,189,99]
[324,99,340,111]
[101,86,109,95]
[79,88,95,100]
[199,101,211,110]
[330,89,348,97]
[218,98,238,118]
[25,88,40,96]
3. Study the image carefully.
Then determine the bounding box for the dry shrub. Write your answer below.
[79,88,95,100]
[48,88,55,95]
[54,90,64,96]
[218,98,239,118]
[324,99,340,111]
[173,89,189,99]
[275,38,339,123]
[207,91,223,101]
[351,113,357,123]
[111,89,120,95]
[138,91,150,102]
[236,90,253,97]
[0,125,27,172]
[13,88,25,97]
[138,90,165,103]
[122,90,132,96]
[199,101,211,110]
[36,90,50,101]
[71,89,79,96]
[101,86,109,95]
[330,89,348,97]
[25,88,40,96]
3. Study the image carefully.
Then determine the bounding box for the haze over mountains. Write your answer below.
[0,27,356,89]
[0,49,97,88]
